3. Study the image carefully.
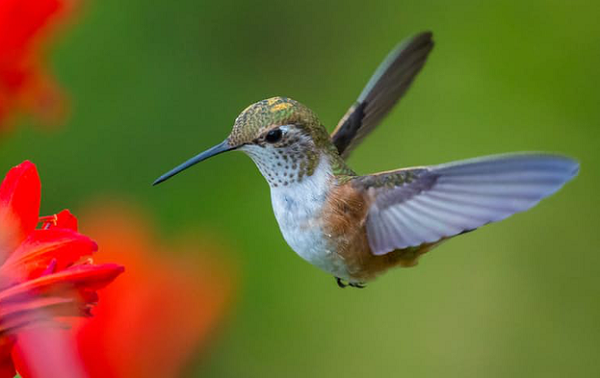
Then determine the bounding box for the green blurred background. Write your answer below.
[1,0,599,376]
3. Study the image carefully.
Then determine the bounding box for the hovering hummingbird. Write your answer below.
[154,32,579,288]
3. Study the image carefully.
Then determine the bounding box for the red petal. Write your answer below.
[54,210,78,231]
[0,161,40,260]
[0,0,63,54]
[0,336,15,378]
[0,264,124,304]
[0,359,14,378]
[0,0,74,129]
[12,326,86,378]
[0,298,83,334]
[0,296,73,318]
[0,228,97,285]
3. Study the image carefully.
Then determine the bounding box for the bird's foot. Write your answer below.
[349,282,366,289]
[335,277,367,289]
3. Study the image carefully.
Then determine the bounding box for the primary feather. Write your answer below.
[331,32,434,158]
[352,154,579,255]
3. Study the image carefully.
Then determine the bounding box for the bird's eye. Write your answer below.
[265,128,283,143]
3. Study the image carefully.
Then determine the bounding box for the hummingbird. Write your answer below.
[154,32,579,288]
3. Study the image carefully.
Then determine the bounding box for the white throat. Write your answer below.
[270,155,332,221]
[268,155,350,278]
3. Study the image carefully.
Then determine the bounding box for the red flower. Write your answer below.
[0,0,76,130]
[0,161,124,377]
[12,204,236,377]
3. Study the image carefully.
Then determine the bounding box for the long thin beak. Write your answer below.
[153,139,233,186]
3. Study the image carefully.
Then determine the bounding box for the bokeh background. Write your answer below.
[1,0,599,376]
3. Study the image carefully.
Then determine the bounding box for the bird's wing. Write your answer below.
[330,32,434,159]
[351,154,579,256]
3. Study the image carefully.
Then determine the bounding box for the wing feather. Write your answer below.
[352,153,579,255]
[331,32,434,158]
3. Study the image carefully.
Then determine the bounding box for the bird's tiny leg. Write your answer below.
[349,282,367,289]
[336,277,348,288]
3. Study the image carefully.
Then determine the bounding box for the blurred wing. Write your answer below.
[331,32,434,159]
[352,154,579,255]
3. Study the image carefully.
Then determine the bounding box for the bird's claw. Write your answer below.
[349,282,366,289]
[336,277,347,288]
[335,277,366,289]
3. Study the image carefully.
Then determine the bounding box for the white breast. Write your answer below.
[270,156,350,279]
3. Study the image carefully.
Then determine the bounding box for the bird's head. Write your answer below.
[154,97,335,187]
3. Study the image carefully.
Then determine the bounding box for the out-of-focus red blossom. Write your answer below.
[0,161,123,378]
[0,0,77,130]
[15,204,237,377]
